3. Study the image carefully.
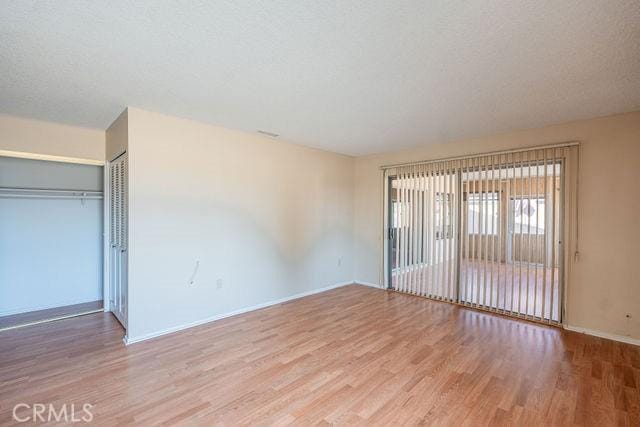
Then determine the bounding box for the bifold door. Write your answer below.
[387,145,577,325]
[109,152,128,328]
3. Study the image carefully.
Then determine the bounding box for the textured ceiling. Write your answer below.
[1,1,639,156]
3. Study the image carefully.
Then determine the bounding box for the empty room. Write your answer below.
[1,1,639,425]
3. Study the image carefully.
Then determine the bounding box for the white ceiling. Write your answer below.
[1,1,639,156]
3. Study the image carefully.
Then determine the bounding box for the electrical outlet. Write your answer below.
[216,278,223,289]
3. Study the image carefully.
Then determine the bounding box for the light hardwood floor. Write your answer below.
[393,260,561,321]
[0,285,638,425]
[0,300,103,331]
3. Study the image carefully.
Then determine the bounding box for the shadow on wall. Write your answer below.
[128,194,353,338]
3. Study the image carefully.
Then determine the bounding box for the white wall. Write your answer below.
[124,108,354,340]
[354,111,640,340]
[105,109,128,162]
[0,198,104,315]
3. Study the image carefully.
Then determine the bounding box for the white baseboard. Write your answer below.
[563,324,640,346]
[124,280,355,345]
[354,280,382,289]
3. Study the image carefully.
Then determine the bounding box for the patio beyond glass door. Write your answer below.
[387,146,571,325]
[459,161,561,322]
[389,165,458,301]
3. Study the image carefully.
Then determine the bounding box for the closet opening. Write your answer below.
[0,154,105,330]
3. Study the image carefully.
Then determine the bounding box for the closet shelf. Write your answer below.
[0,187,103,200]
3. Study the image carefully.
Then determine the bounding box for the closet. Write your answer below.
[0,155,104,329]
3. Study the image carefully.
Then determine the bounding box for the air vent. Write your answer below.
[257,130,279,138]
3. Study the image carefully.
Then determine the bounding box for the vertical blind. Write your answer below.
[388,145,578,325]
[392,160,459,301]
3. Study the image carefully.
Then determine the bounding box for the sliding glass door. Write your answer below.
[389,164,458,301]
[386,146,574,325]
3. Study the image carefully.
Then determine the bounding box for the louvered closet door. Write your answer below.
[109,152,128,328]
[387,145,576,326]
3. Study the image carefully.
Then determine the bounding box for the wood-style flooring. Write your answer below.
[393,260,560,321]
[0,285,638,425]
[0,300,103,331]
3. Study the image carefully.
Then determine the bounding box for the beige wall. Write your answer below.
[0,114,105,161]
[105,109,128,161]
[125,108,355,340]
[354,111,640,339]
